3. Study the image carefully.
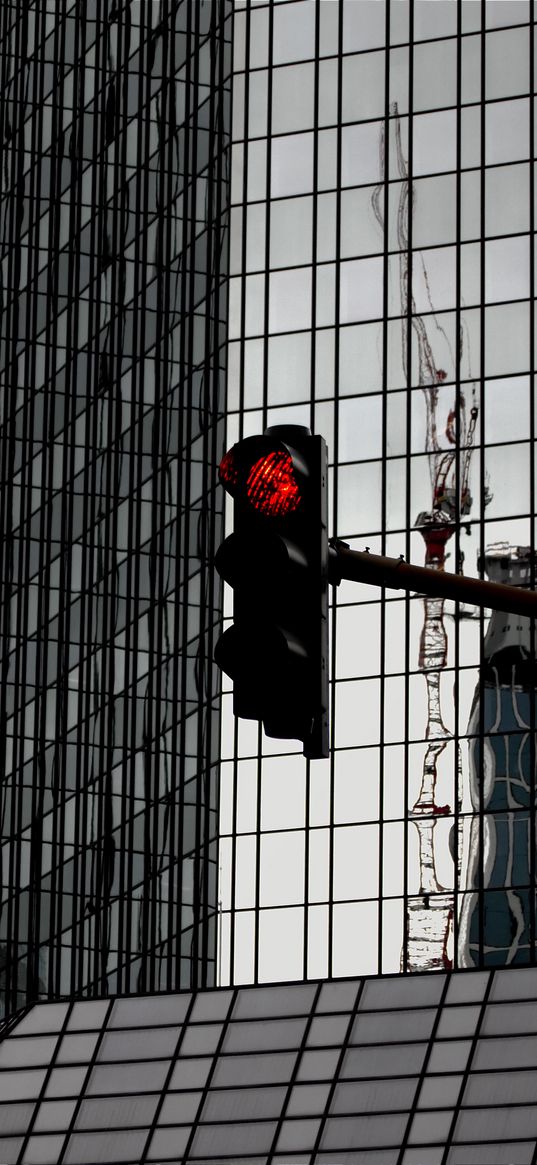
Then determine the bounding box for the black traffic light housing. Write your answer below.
[214,424,329,759]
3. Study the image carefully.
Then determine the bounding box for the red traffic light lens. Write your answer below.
[246,450,301,517]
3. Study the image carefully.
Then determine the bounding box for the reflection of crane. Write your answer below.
[373,105,483,970]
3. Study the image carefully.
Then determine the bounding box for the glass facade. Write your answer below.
[219,0,537,985]
[0,967,537,1163]
[0,0,232,1014]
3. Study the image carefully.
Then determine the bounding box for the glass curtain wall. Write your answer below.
[219,0,536,984]
[0,0,232,1016]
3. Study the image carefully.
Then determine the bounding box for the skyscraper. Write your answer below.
[218,0,537,986]
[0,0,232,1015]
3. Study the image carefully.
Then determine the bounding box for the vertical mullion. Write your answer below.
[528,1,536,966]
[328,0,345,983]
[229,0,251,989]
[303,0,322,983]
[452,0,463,970]
[253,0,274,987]
[171,0,195,993]
[477,0,487,970]
[378,0,391,977]
[402,0,415,975]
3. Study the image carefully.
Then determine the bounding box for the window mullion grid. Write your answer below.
[266,979,323,1161]
[139,988,201,1164]
[396,971,452,1163]
[177,986,237,1165]
[56,997,115,1165]
[310,976,366,1159]
[439,969,493,1162]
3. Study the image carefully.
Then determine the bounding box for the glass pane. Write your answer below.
[223,1018,307,1053]
[146,1126,190,1161]
[212,1052,298,1088]
[0,1070,47,1100]
[75,1095,159,1130]
[0,1037,58,1069]
[331,1077,419,1114]
[44,1068,88,1099]
[14,1005,69,1036]
[321,1113,408,1150]
[191,1122,277,1157]
[66,1002,110,1031]
[33,1100,77,1132]
[87,1061,170,1096]
[189,991,233,1023]
[201,1086,286,1123]
[22,1134,66,1164]
[63,1130,147,1163]
[109,995,190,1028]
[350,1009,436,1045]
[0,1102,35,1134]
[98,1028,179,1061]
[168,1058,212,1091]
[316,982,360,1014]
[158,1091,202,1125]
[56,1034,99,1065]
[342,1044,428,1079]
[179,1024,223,1056]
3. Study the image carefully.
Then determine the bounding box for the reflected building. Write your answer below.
[460,543,537,968]
[0,1,231,1015]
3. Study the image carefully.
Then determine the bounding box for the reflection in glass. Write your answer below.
[460,545,537,967]
[374,106,481,971]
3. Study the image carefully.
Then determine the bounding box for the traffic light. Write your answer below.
[214,424,329,759]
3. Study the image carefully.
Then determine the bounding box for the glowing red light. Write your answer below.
[246,451,301,517]
[219,448,239,491]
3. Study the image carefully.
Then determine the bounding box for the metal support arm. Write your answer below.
[329,541,537,618]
